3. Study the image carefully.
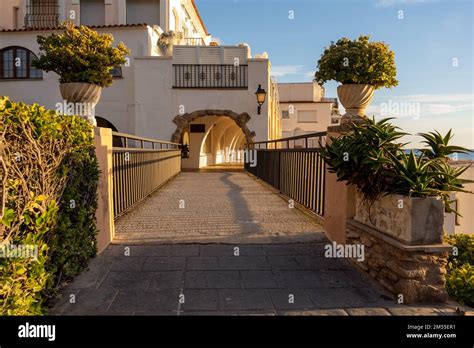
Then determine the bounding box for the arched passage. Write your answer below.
[96,116,123,147]
[172,110,256,169]
[171,109,255,144]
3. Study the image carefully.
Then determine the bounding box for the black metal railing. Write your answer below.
[25,0,60,28]
[112,132,181,219]
[321,97,338,104]
[173,64,248,88]
[245,132,327,216]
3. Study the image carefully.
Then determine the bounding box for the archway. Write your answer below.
[171,109,255,144]
[171,110,256,169]
[96,116,123,147]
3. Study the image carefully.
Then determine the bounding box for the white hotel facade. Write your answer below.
[0,0,337,168]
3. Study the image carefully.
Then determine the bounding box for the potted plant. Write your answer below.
[314,35,398,123]
[320,117,471,245]
[33,21,130,125]
[158,31,182,56]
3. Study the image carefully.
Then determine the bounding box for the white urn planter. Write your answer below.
[337,84,375,124]
[354,191,444,245]
[59,82,102,126]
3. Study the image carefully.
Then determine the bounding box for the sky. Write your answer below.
[195,0,474,148]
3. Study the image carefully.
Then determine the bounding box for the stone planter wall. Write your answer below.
[354,191,444,245]
[347,219,451,303]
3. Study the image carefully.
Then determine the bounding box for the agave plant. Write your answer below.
[418,130,470,160]
[387,151,443,196]
[321,117,406,201]
[322,117,472,212]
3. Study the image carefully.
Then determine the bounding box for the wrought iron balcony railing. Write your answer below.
[321,97,339,106]
[25,0,60,28]
[173,64,248,89]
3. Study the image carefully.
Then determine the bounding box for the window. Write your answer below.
[297,110,318,123]
[25,0,59,28]
[13,7,19,29]
[190,124,205,133]
[111,66,123,78]
[0,47,43,80]
[282,110,290,118]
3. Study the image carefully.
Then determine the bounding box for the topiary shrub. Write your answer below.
[314,35,398,89]
[0,97,99,314]
[32,21,130,88]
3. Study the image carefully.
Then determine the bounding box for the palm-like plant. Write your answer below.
[387,151,443,197]
[321,117,472,213]
[321,117,407,202]
[419,130,470,160]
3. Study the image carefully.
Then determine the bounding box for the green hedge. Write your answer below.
[0,97,99,314]
[444,234,474,307]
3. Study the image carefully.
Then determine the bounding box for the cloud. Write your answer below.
[375,0,434,7]
[304,70,316,78]
[395,94,473,103]
[271,65,305,78]
[366,93,473,118]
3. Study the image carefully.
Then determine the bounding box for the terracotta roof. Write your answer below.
[191,0,209,36]
[0,23,148,33]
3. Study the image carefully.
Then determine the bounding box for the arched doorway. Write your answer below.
[171,110,255,169]
[96,116,123,147]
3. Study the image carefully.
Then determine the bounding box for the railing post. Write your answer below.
[323,123,356,244]
[94,127,115,254]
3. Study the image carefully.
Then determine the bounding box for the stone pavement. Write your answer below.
[114,172,326,244]
[50,242,461,316]
[50,172,464,315]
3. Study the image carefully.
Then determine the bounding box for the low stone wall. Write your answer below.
[347,219,452,303]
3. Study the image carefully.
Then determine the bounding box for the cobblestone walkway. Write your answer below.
[114,172,326,244]
[51,172,464,315]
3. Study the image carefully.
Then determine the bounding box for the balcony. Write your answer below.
[173,64,248,89]
[182,37,205,46]
[321,97,338,104]
[25,0,59,28]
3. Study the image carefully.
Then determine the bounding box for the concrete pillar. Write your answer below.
[94,127,115,254]
[323,123,355,244]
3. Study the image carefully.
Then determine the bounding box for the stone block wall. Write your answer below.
[347,219,451,304]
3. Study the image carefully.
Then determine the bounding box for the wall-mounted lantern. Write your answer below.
[255,84,267,115]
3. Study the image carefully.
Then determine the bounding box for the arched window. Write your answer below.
[0,46,42,79]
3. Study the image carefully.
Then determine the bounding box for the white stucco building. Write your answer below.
[278,82,339,147]
[0,0,282,168]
